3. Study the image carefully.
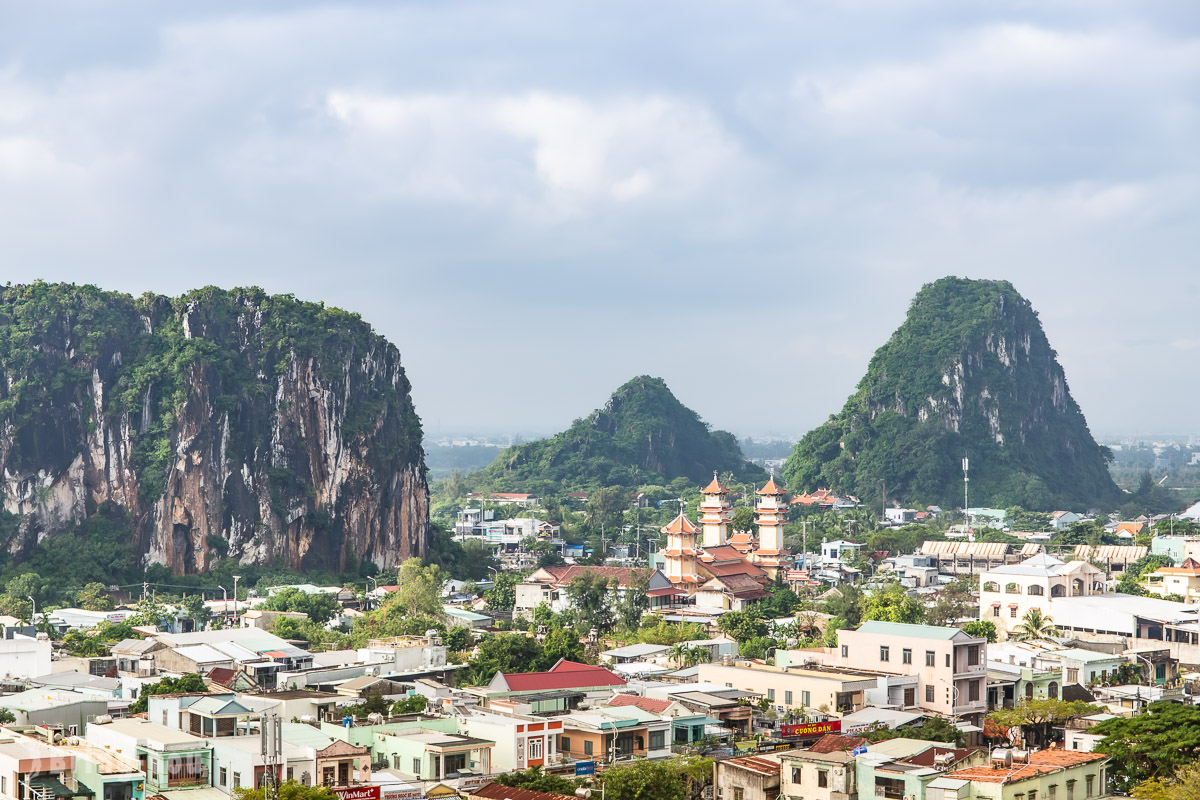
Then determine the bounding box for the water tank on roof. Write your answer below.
[93,715,113,725]
[367,713,384,724]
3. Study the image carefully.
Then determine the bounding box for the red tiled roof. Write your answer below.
[723,756,781,777]
[607,694,673,713]
[206,668,239,687]
[470,783,575,800]
[702,473,728,494]
[540,565,651,588]
[808,734,866,754]
[500,661,626,692]
[757,476,786,496]
[945,751,1106,784]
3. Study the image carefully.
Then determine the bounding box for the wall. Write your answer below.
[780,753,855,800]
[714,760,778,800]
[0,635,51,680]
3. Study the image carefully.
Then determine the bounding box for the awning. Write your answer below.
[28,778,93,798]
[647,587,687,597]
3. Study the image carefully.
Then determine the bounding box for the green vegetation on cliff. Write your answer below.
[783,278,1120,510]
[476,376,762,492]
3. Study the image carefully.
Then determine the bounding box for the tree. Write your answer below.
[1010,608,1059,641]
[485,572,521,611]
[1094,702,1200,793]
[259,588,340,624]
[731,507,755,533]
[716,610,768,643]
[1133,761,1200,800]
[443,626,471,652]
[494,766,581,795]
[598,758,689,800]
[129,673,208,714]
[181,594,212,630]
[926,576,975,627]
[988,699,1102,750]
[1119,554,1174,596]
[614,572,651,630]
[565,572,616,635]
[822,584,863,627]
[861,582,924,624]
[740,636,777,660]
[390,694,428,714]
[127,598,171,628]
[961,620,997,642]
[467,633,545,685]
[77,582,114,611]
[5,573,43,605]
[541,627,586,667]
[0,709,13,725]
[865,716,964,746]
[391,558,447,620]
[234,781,337,800]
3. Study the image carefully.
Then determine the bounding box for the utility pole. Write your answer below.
[962,457,970,534]
[260,714,282,800]
[232,575,242,618]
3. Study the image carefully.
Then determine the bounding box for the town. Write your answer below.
[0,474,1197,800]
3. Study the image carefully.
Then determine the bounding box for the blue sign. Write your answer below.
[852,745,868,756]
[575,761,596,776]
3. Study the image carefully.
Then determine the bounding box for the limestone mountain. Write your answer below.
[783,277,1120,511]
[0,282,429,574]
[478,376,763,490]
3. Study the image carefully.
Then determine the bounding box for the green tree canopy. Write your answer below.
[1094,702,1200,793]
[259,588,340,624]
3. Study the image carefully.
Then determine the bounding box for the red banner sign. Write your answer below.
[780,720,841,738]
[334,787,381,800]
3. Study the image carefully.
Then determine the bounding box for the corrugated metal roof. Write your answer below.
[1019,543,1044,556]
[1074,545,1147,560]
[921,541,1010,556]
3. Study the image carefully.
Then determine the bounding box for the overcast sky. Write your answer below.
[2,2,1197,440]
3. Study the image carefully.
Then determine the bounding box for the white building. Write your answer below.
[978,554,1106,640]
[0,634,50,680]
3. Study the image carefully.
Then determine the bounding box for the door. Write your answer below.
[904,688,915,706]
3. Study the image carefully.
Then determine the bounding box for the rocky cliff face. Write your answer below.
[0,283,428,574]
[783,277,1119,510]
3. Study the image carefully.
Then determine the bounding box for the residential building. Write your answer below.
[1143,558,1200,602]
[0,689,107,733]
[714,754,783,800]
[147,694,254,738]
[1050,512,1083,531]
[0,731,93,800]
[454,711,563,774]
[604,695,711,748]
[370,727,494,796]
[239,690,340,722]
[1049,594,1200,666]
[557,710,653,764]
[1074,545,1146,572]
[1035,649,1128,687]
[978,554,1106,640]
[29,672,121,699]
[484,660,626,712]
[857,739,987,800]
[468,784,573,800]
[812,621,988,726]
[941,749,1109,800]
[0,634,51,681]
[61,741,146,800]
[697,662,880,718]
[779,746,857,800]
[514,566,680,617]
[821,541,863,561]
[83,718,212,795]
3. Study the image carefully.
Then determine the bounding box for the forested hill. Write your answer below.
[0,282,429,575]
[475,376,764,491]
[783,277,1120,511]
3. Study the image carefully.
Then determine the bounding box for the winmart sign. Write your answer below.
[334,787,381,800]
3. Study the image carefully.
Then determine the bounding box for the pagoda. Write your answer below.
[660,504,704,593]
[698,472,731,550]
[751,473,789,580]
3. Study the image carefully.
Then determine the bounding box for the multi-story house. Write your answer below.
[978,554,1106,640]
[696,662,880,718]
[813,621,988,727]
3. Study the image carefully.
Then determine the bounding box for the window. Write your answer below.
[802,691,810,706]
[233,773,241,790]
[562,737,571,753]
[1005,582,1019,593]
[818,770,829,788]
[412,759,420,774]
[162,710,168,726]
[902,648,912,665]
[993,606,1000,618]
[2,777,7,795]
[969,680,980,702]
[529,738,543,760]
[1049,682,1059,700]
[220,768,228,787]
[650,731,664,750]
[880,646,890,662]
[785,691,793,705]
[151,762,158,781]
[1050,785,1058,800]
[768,688,776,701]
[1067,780,1076,800]
[287,768,294,781]
[983,581,999,592]
[1030,790,1038,800]
[926,650,935,666]
[1029,585,1045,596]
[968,646,980,666]
[926,684,935,702]
[733,789,744,800]
[1011,606,1019,618]
[1086,776,1094,797]
[946,654,951,667]
[792,768,802,784]
[584,741,593,756]
[1067,668,1079,683]
[841,645,848,658]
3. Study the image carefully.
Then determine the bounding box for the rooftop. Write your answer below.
[856,621,977,641]
[723,755,782,777]
[945,751,1106,784]
[89,718,208,749]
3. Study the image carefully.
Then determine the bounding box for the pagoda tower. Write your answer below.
[660,504,703,594]
[752,473,789,580]
[698,472,731,549]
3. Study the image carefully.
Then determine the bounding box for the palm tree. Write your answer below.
[669,642,691,668]
[1011,608,1060,641]
[685,646,713,668]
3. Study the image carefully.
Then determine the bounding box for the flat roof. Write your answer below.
[91,718,209,748]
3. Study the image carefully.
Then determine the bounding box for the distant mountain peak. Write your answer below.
[783,277,1119,510]
[478,375,763,490]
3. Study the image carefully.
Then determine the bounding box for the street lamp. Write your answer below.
[218,585,228,616]
[27,596,35,628]
[232,575,242,615]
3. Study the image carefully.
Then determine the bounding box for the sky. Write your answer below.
[1,2,1198,441]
